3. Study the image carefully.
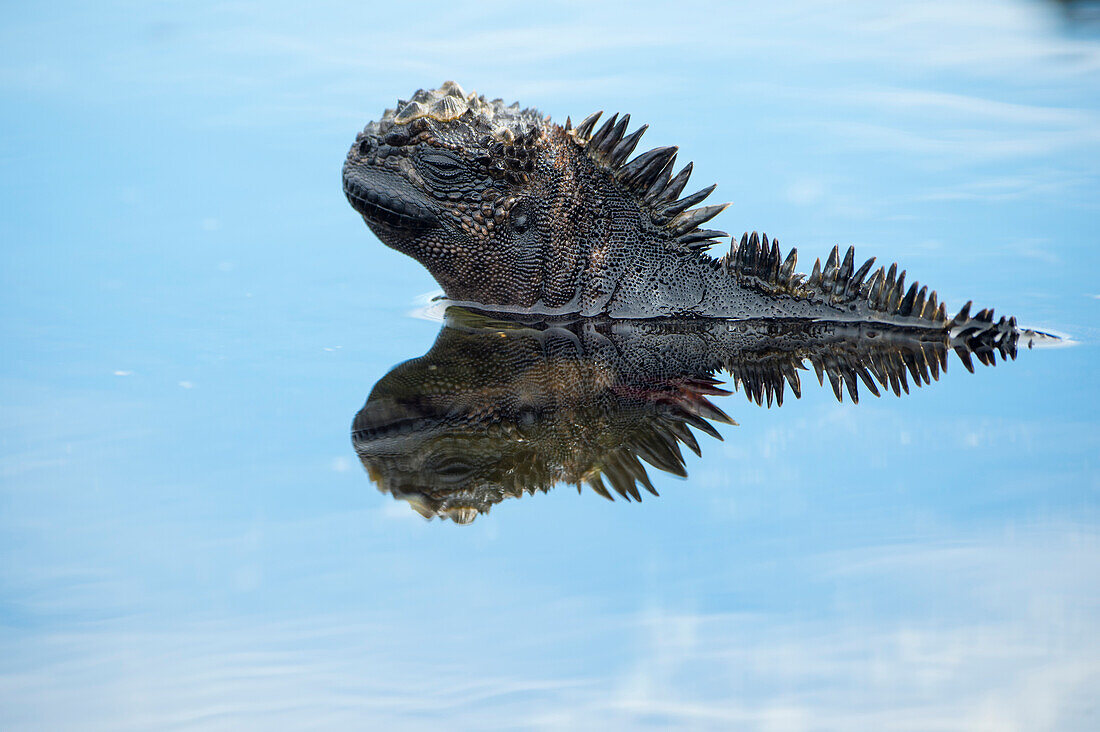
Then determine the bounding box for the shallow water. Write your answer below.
[2,1,1099,729]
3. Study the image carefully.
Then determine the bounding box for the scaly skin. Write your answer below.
[353,306,1042,523]
[342,82,1023,337]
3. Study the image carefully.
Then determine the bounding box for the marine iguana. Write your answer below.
[342,81,1023,344]
[353,306,1037,523]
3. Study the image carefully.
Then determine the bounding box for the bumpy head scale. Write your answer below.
[363,80,547,142]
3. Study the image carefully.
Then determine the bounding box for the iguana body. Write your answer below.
[353,306,1038,522]
[342,82,1019,342]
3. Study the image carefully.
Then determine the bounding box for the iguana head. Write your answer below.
[350,308,725,523]
[344,82,730,310]
[343,81,555,304]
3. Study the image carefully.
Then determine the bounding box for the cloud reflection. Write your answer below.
[1,527,1095,730]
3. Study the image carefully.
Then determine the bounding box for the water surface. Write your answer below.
[2,1,1099,729]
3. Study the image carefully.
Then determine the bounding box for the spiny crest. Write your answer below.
[586,443,662,503]
[567,111,729,251]
[946,302,1019,372]
[368,81,546,142]
[722,233,1020,372]
[723,233,949,324]
[835,253,947,323]
[584,376,733,503]
[721,232,806,296]
[800,339,950,404]
[721,320,1017,409]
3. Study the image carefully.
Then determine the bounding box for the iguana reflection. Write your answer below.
[353,307,1047,523]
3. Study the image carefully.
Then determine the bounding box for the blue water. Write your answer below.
[2,1,1099,729]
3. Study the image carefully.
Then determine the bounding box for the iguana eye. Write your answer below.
[429,455,478,483]
[419,150,466,181]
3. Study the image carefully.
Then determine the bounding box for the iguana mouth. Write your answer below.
[351,399,434,442]
[343,177,437,230]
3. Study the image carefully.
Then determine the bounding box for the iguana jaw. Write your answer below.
[342,165,439,233]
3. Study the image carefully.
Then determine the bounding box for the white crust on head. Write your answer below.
[365,81,545,140]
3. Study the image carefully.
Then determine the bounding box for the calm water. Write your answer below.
[3,1,1099,729]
